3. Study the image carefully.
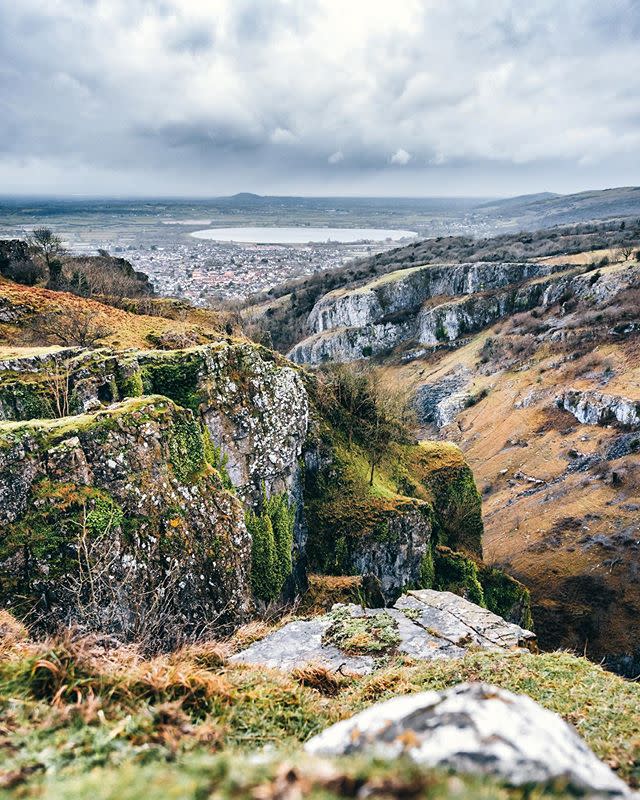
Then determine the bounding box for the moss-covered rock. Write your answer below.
[411,441,484,557]
[0,397,252,645]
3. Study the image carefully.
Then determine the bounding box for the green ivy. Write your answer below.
[418,547,435,588]
[141,356,202,411]
[202,428,234,490]
[86,497,124,537]
[247,490,295,603]
[433,546,485,607]
[434,316,448,342]
[118,368,144,398]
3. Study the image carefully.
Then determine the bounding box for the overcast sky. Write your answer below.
[2,0,640,197]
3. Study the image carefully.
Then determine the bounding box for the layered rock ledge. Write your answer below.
[231,589,536,674]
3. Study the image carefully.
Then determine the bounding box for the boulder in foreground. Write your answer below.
[305,682,632,796]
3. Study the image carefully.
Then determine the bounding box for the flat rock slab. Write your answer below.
[305,682,632,797]
[230,590,535,674]
[230,618,375,674]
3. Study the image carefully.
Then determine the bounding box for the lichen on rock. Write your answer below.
[0,396,252,646]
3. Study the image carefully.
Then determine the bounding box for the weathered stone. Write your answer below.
[396,590,535,650]
[230,590,535,674]
[304,682,632,796]
[290,261,640,365]
[560,389,640,429]
[230,618,375,674]
[290,262,577,364]
[415,366,472,429]
[0,397,252,644]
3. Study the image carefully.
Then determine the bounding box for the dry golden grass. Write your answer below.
[0,277,227,350]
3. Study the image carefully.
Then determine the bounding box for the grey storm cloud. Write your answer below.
[1,0,640,195]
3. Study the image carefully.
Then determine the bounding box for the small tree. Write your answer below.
[621,244,635,261]
[316,363,415,485]
[26,307,113,348]
[29,227,65,287]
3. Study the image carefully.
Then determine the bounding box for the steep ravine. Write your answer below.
[0,338,528,643]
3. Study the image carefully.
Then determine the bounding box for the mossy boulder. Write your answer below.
[0,397,252,645]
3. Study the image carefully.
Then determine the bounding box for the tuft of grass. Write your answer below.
[0,633,638,796]
[291,664,345,697]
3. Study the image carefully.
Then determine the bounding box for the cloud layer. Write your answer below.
[2,0,640,195]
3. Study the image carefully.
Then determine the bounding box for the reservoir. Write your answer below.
[190,226,417,244]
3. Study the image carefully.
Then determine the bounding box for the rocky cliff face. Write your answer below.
[0,334,518,641]
[0,342,309,508]
[288,261,595,365]
[560,389,640,428]
[0,396,252,644]
[307,261,567,335]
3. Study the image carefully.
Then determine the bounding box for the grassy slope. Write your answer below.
[376,259,640,663]
[0,278,227,351]
[0,623,638,797]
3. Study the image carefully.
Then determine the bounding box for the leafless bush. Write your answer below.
[41,355,73,417]
[145,328,203,350]
[25,307,113,347]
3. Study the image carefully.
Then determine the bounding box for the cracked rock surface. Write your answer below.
[230,589,536,674]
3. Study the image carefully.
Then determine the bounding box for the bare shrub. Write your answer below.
[25,307,113,347]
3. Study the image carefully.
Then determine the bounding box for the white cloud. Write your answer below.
[1,0,640,194]
[390,148,412,166]
[270,127,298,145]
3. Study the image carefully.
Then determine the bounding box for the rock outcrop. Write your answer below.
[289,262,580,364]
[0,396,252,643]
[289,262,640,365]
[0,339,521,638]
[560,389,640,429]
[231,589,536,674]
[304,682,631,796]
[0,342,309,507]
[415,366,473,429]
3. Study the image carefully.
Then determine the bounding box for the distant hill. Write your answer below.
[476,186,640,227]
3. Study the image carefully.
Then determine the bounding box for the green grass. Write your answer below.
[8,751,583,800]
[0,632,638,797]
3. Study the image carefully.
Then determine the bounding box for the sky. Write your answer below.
[2,0,640,198]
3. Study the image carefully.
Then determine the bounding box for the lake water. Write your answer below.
[190,226,417,244]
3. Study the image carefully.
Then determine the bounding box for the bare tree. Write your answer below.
[26,307,113,348]
[317,363,415,485]
[41,355,74,418]
[621,244,635,261]
[29,227,66,287]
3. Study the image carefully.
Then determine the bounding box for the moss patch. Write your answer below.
[167,412,206,483]
[140,351,203,411]
[323,606,401,655]
[431,546,485,606]
[411,442,484,556]
[248,491,295,603]
[0,480,125,617]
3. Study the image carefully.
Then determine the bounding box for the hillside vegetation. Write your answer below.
[0,621,638,797]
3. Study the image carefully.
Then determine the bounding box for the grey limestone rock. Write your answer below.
[230,590,535,674]
[304,682,632,796]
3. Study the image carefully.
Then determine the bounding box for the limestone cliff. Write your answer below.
[0,335,525,639]
[288,261,608,364]
[0,396,252,644]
